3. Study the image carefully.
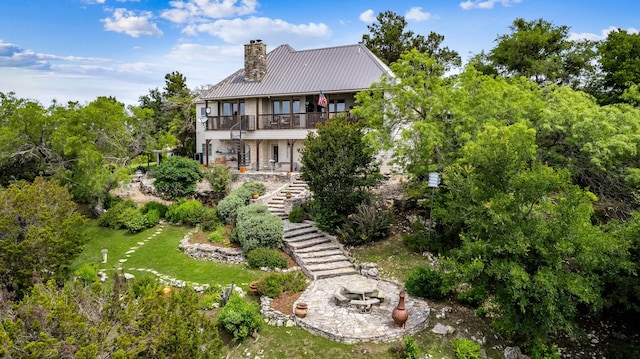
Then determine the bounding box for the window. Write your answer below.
[329,99,346,113]
[201,143,212,156]
[221,101,244,116]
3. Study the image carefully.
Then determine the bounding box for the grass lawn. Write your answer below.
[75,220,263,289]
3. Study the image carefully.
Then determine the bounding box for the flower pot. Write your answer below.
[252,193,259,199]
[294,302,308,318]
[392,290,409,328]
[239,167,246,173]
[285,192,292,199]
[249,281,259,294]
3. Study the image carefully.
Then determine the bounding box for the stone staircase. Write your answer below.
[283,220,358,279]
[263,179,358,279]
[266,178,309,219]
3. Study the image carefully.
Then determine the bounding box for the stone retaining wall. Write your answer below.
[178,231,246,264]
[260,296,297,327]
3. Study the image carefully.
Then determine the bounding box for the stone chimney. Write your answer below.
[244,39,267,82]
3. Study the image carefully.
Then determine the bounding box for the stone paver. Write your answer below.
[294,274,430,343]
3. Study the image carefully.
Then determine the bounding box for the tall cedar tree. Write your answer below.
[299,115,383,233]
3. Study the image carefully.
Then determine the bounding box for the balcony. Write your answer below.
[201,111,350,131]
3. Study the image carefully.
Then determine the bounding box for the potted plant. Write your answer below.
[285,192,292,199]
[252,192,259,199]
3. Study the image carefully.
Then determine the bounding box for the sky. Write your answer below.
[0,0,638,107]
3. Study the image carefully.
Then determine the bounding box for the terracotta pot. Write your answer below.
[239,167,246,173]
[392,290,409,328]
[252,193,259,199]
[249,281,259,294]
[294,302,308,318]
[285,192,292,199]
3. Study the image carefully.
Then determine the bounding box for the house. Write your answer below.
[194,39,392,172]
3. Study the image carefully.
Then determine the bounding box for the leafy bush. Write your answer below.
[123,209,150,233]
[166,199,205,225]
[153,155,204,199]
[240,181,266,196]
[74,263,98,284]
[200,207,221,231]
[403,335,420,359]
[246,247,289,269]
[207,224,227,244]
[530,344,561,359]
[451,338,482,359]
[236,204,283,253]
[217,292,262,342]
[216,195,246,225]
[402,221,430,253]
[98,199,137,229]
[202,164,232,203]
[336,199,393,245]
[457,286,488,308]
[288,206,306,223]
[141,201,168,218]
[255,271,307,298]
[405,266,452,300]
[144,209,161,227]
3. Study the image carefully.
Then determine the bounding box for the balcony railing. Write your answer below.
[201,115,255,131]
[201,111,350,131]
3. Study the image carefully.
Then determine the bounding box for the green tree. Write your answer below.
[0,177,87,297]
[440,123,629,344]
[487,18,596,88]
[153,155,203,199]
[362,10,460,68]
[593,29,640,105]
[299,115,383,233]
[0,277,222,357]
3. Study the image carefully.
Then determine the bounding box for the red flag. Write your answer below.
[317,92,328,107]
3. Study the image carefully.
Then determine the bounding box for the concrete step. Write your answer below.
[295,242,340,253]
[296,248,345,258]
[309,266,359,279]
[287,237,331,250]
[284,226,321,238]
[283,232,326,243]
[301,254,351,265]
[305,260,354,272]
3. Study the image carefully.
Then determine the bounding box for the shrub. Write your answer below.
[74,263,98,284]
[457,286,488,308]
[255,271,307,298]
[123,209,150,233]
[166,199,204,225]
[530,344,561,359]
[405,266,452,300]
[336,198,393,246]
[144,209,161,227]
[236,204,284,253]
[402,221,430,253]
[451,338,482,359]
[207,224,227,244]
[217,194,247,225]
[288,206,306,223]
[246,247,288,269]
[216,181,267,225]
[403,335,420,359]
[141,201,168,218]
[98,199,137,229]
[202,164,232,203]
[153,155,203,199]
[200,207,221,231]
[217,292,262,342]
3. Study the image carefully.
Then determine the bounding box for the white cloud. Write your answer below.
[405,7,432,22]
[569,26,640,42]
[102,8,163,37]
[161,0,258,24]
[359,9,375,23]
[460,0,522,10]
[189,16,331,45]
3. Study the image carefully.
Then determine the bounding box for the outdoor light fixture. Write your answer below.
[427,172,440,246]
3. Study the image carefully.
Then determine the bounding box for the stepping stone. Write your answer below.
[137,242,145,245]
[125,250,135,254]
[119,259,127,263]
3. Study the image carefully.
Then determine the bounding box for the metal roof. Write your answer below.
[198,43,391,101]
